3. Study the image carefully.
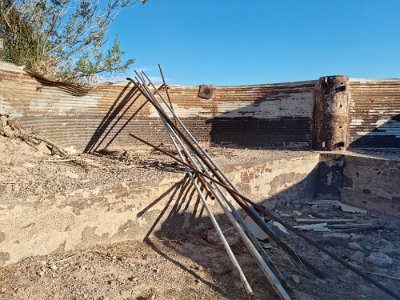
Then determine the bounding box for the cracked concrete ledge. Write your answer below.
[1,151,399,266]
[0,153,320,266]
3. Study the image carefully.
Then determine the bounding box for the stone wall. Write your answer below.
[341,155,400,216]
[314,153,400,217]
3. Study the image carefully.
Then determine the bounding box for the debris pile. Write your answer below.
[0,113,67,156]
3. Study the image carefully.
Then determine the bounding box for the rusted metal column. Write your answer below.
[312,75,351,151]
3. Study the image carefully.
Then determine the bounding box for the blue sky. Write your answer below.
[110,0,400,85]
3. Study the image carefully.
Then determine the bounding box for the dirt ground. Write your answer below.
[1,134,400,300]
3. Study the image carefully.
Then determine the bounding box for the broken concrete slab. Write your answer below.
[294,223,330,232]
[295,218,355,224]
[322,233,351,239]
[366,252,393,267]
[310,200,367,214]
[207,224,240,248]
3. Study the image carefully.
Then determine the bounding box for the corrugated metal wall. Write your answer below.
[0,62,315,152]
[2,62,400,151]
[349,79,400,148]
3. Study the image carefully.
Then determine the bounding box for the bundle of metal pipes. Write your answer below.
[125,67,400,300]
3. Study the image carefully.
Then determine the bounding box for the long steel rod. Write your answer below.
[137,78,254,297]
[136,72,308,278]
[130,76,322,276]
[157,106,290,299]
[137,72,289,247]
[157,64,177,126]
[189,172,254,297]
[135,76,289,296]
[143,72,288,286]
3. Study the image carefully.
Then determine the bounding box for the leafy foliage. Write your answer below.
[0,0,146,84]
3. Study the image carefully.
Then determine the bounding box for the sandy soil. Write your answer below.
[1,134,400,300]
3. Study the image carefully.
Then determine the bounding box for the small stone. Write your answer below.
[23,162,36,168]
[382,232,397,242]
[0,115,6,127]
[347,242,362,251]
[322,232,350,239]
[279,213,292,218]
[366,252,393,267]
[207,224,240,247]
[49,264,58,271]
[291,275,301,284]
[194,278,201,284]
[293,210,302,216]
[349,251,365,263]
[37,142,52,155]
[350,233,362,240]
[64,171,79,179]
[127,276,138,283]
[37,270,45,277]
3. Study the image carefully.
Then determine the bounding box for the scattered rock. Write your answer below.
[64,171,80,179]
[271,221,289,234]
[349,251,365,263]
[36,270,45,277]
[49,264,58,271]
[23,162,36,168]
[322,233,350,239]
[279,213,292,218]
[366,252,393,267]
[36,142,52,155]
[347,242,362,251]
[350,233,362,240]
[291,275,301,284]
[295,223,330,232]
[293,210,302,216]
[382,232,398,242]
[207,224,240,247]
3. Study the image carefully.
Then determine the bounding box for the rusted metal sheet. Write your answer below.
[349,79,400,148]
[0,61,316,151]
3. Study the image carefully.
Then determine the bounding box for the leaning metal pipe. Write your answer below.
[141,75,288,287]
[157,107,290,299]
[188,172,254,297]
[129,76,321,274]
[130,76,320,276]
[136,79,254,297]
[140,72,296,257]
[134,76,288,296]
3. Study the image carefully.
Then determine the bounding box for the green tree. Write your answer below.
[0,0,146,84]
